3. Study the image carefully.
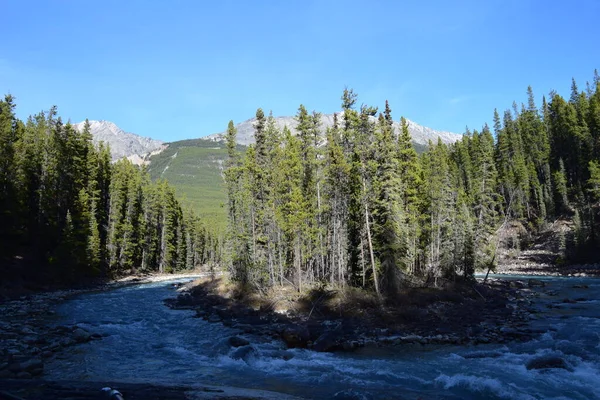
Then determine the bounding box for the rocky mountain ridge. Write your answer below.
[73,120,164,161]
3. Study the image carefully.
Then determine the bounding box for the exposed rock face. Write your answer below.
[204,113,462,146]
[73,120,164,162]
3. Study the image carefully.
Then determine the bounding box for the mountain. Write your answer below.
[73,120,164,161]
[204,113,462,146]
[146,138,232,230]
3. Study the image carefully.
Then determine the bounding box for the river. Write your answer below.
[43,276,600,399]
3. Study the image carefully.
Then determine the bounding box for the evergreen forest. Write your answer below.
[0,102,220,285]
[224,73,600,295]
[1,72,599,292]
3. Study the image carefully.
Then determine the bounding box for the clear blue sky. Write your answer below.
[2,0,599,142]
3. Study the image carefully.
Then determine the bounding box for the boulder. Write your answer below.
[207,313,222,323]
[228,336,250,348]
[528,279,545,288]
[312,330,340,352]
[177,293,196,307]
[281,325,310,348]
[526,356,571,371]
[230,345,256,362]
[72,328,91,343]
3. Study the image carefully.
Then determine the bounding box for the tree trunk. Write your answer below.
[364,204,379,296]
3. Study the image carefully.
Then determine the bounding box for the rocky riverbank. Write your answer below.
[495,261,600,277]
[165,277,542,354]
[494,218,600,277]
[0,288,103,381]
[0,273,204,381]
[0,379,302,399]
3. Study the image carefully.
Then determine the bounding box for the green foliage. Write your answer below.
[1,99,218,284]
[588,160,600,202]
[224,72,600,293]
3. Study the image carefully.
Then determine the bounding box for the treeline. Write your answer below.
[0,98,219,284]
[225,72,600,295]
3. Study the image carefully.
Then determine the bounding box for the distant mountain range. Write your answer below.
[73,120,164,161]
[76,115,461,162]
[205,113,462,146]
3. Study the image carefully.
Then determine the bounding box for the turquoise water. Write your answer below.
[45,276,600,399]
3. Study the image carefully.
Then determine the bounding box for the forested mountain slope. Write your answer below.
[146,138,240,230]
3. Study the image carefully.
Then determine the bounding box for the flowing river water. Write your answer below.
[43,276,600,399]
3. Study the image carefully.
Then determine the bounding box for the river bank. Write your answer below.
[165,276,541,353]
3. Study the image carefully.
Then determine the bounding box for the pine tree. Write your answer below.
[397,117,422,275]
[372,106,404,293]
[274,127,307,291]
[0,95,21,260]
[323,114,350,285]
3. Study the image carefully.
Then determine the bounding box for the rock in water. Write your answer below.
[230,345,256,362]
[528,279,545,288]
[312,330,339,352]
[72,328,91,343]
[526,356,571,371]
[228,336,250,348]
[281,325,310,348]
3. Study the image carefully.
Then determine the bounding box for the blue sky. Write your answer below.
[2,0,599,142]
